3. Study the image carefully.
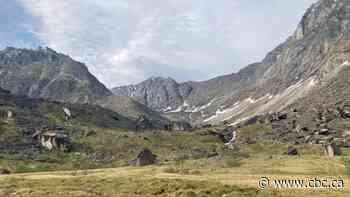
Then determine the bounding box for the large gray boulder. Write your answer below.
[168,121,192,131]
[32,126,72,152]
[324,143,342,157]
[135,115,154,130]
[129,148,157,166]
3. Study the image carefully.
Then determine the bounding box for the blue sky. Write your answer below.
[1,0,317,87]
[0,0,41,48]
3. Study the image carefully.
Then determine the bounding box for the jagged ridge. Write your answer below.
[112,0,350,125]
[0,47,112,103]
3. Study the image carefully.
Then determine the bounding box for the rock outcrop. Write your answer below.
[324,143,342,157]
[32,126,72,152]
[285,147,299,156]
[0,109,14,123]
[63,107,72,121]
[129,148,157,166]
[168,121,192,131]
[135,115,154,130]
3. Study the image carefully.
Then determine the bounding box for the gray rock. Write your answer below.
[168,121,192,131]
[129,148,157,166]
[340,106,350,118]
[135,115,154,130]
[63,108,72,121]
[324,143,342,157]
[319,128,330,135]
[285,147,298,156]
[32,126,72,152]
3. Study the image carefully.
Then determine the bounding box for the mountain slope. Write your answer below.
[0,47,112,103]
[96,95,171,128]
[113,0,350,125]
[0,87,134,130]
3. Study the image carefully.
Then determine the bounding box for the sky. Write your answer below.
[1,0,317,88]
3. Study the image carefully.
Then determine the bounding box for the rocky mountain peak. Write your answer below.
[145,76,178,84]
[0,47,61,64]
[0,47,112,103]
[293,0,350,40]
[112,76,192,111]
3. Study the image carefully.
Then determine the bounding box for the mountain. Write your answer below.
[0,47,112,103]
[0,47,179,128]
[113,0,350,125]
[112,77,192,112]
[96,95,171,128]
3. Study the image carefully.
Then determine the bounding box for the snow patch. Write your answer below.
[162,106,173,112]
[167,100,214,113]
[183,101,189,107]
[341,61,350,67]
[229,116,254,126]
[246,97,255,104]
[168,105,183,113]
[308,78,317,87]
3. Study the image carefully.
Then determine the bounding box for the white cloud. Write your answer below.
[18,0,317,88]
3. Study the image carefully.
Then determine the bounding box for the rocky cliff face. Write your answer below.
[112,0,350,125]
[0,47,112,103]
[112,77,192,112]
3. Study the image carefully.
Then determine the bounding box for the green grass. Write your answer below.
[0,126,228,172]
[339,148,350,175]
[0,123,348,197]
[0,122,326,174]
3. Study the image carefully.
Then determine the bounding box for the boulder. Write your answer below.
[129,148,157,166]
[285,147,298,156]
[240,116,259,127]
[32,126,72,152]
[341,107,350,118]
[0,109,14,123]
[63,107,72,121]
[168,121,192,131]
[278,113,288,120]
[7,110,13,120]
[319,128,330,135]
[136,115,153,130]
[324,143,342,157]
[0,168,10,175]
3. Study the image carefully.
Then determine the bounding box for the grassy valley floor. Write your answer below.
[0,153,349,197]
[1,124,350,196]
